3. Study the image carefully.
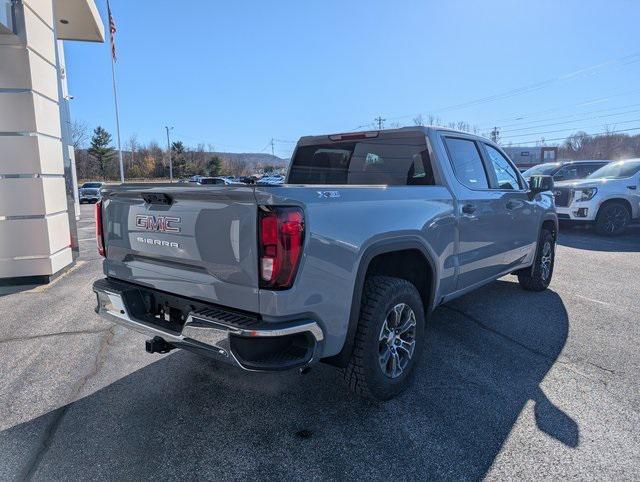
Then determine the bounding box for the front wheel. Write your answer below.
[595,202,630,236]
[343,276,425,401]
[518,228,555,291]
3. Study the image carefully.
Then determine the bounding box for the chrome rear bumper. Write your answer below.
[93,278,323,371]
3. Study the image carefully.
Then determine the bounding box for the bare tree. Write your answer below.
[564,131,588,153]
[126,133,138,164]
[490,127,500,144]
[224,158,247,177]
[413,114,424,126]
[71,119,89,150]
[426,114,443,126]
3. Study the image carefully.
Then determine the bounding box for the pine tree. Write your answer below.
[206,155,222,176]
[88,126,114,179]
[171,141,187,178]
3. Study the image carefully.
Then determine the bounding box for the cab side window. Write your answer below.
[444,138,489,189]
[554,165,579,181]
[578,163,604,178]
[484,144,522,190]
[349,139,435,186]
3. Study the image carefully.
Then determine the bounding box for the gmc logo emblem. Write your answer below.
[135,215,181,233]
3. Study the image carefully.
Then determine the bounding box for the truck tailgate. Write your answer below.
[101,185,260,312]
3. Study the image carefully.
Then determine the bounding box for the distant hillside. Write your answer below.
[74,145,289,180]
[211,152,288,170]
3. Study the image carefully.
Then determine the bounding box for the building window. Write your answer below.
[0,0,15,34]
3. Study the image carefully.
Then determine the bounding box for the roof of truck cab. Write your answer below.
[296,126,493,146]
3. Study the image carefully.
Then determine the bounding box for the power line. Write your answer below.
[481,88,640,128]
[348,122,375,132]
[477,90,640,130]
[274,138,297,144]
[499,107,640,134]
[259,141,272,153]
[501,117,640,140]
[429,52,640,114]
[374,116,386,130]
[503,125,640,146]
[172,131,265,152]
[348,53,640,134]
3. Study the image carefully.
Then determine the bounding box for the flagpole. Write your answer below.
[110,55,124,183]
[107,0,124,183]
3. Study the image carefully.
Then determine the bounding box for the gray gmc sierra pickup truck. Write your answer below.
[93,127,557,400]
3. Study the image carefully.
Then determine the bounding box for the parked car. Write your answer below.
[257,175,284,185]
[522,160,610,183]
[92,127,557,400]
[197,177,239,185]
[236,176,257,185]
[78,182,104,203]
[553,158,640,235]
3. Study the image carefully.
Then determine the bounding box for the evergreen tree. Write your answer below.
[206,155,222,176]
[88,126,114,179]
[171,141,187,178]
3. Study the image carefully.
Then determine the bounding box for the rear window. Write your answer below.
[82,182,102,188]
[587,160,640,179]
[287,135,435,185]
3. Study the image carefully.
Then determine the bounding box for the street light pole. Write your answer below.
[165,126,173,182]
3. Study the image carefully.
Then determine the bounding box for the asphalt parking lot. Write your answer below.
[1,204,638,480]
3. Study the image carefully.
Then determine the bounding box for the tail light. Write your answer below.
[95,200,105,257]
[258,206,304,289]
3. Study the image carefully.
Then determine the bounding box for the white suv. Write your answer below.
[553,159,640,235]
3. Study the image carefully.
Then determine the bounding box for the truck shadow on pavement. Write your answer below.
[558,224,640,252]
[1,280,574,480]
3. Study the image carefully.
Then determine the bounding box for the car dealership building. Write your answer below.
[0,0,103,283]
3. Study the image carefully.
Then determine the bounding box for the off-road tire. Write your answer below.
[342,276,425,401]
[595,201,630,236]
[518,228,555,291]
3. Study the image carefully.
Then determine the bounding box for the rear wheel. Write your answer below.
[518,228,555,291]
[343,276,425,400]
[595,202,630,236]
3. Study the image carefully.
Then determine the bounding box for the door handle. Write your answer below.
[628,185,637,190]
[461,203,476,215]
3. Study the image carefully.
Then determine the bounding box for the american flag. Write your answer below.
[107,1,117,61]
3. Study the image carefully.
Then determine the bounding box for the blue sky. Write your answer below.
[64,0,640,158]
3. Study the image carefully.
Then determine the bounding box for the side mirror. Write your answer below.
[529,175,554,199]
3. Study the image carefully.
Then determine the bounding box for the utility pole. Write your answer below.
[374,116,386,130]
[270,138,275,157]
[165,126,174,182]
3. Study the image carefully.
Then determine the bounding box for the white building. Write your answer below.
[0,0,103,283]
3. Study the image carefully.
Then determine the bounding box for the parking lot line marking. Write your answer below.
[576,294,610,306]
